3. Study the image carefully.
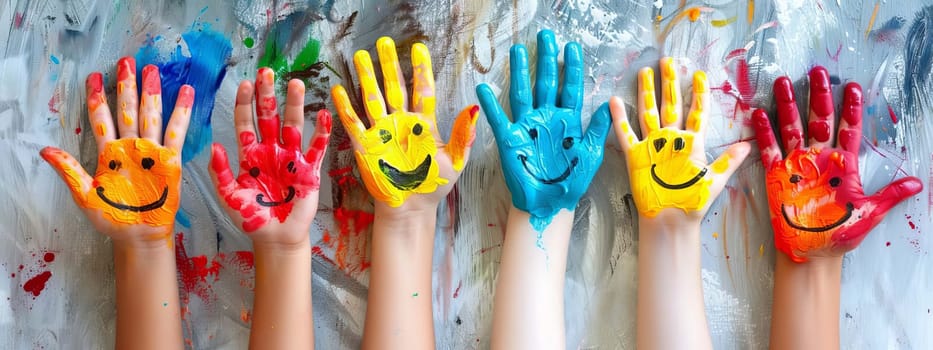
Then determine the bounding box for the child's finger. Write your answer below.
[85,72,116,150]
[139,64,163,142]
[445,105,480,172]
[610,96,637,152]
[509,44,533,121]
[774,76,804,151]
[638,67,661,137]
[39,147,93,205]
[354,50,387,126]
[331,85,366,150]
[837,82,863,154]
[305,110,332,173]
[115,57,139,138]
[659,57,683,129]
[807,66,835,149]
[752,109,782,169]
[377,37,408,114]
[534,29,560,108]
[707,141,751,199]
[411,43,437,125]
[559,42,585,116]
[255,67,281,145]
[686,71,709,134]
[476,83,510,140]
[164,85,194,152]
[234,80,257,151]
[282,79,306,150]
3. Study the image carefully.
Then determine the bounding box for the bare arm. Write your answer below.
[770,254,842,349]
[362,207,438,349]
[113,240,183,349]
[490,208,573,350]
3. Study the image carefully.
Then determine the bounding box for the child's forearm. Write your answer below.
[250,240,313,349]
[362,207,437,350]
[770,253,842,350]
[636,218,712,350]
[490,207,573,350]
[113,239,183,350]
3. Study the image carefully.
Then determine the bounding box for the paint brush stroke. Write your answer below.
[136,26,233,163]
[904,6,933,115]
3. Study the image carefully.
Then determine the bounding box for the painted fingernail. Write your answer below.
[141,65,161,96]
[774,76,795,103]
[317,110,333,133]
[177,85,195,109]
[86,72,105,111]
[117,57,136,81]
[469,105,480,120]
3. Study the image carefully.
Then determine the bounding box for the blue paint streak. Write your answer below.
[175,210,191,228]
[50,55,60,64]
[904,6,933,115]
[476,29,611,231]
[135,27,232,163]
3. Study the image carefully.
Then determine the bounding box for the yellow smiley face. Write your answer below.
[627,128,712,217]
[352,111,446,205]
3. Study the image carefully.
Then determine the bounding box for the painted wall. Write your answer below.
[1,0,931,348]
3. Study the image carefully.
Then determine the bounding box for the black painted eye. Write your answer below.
[108,160,119,171]
[829,177,841,187]
[249,167,260,177]
[653,138,667,152]
[562,137,574,150]
[141,157,155,170]
[412,124,423,136]
[673,137,685,151]
[789,174,802,184]
[528,128,538,139]
[379,129,392,143]
[287,161,296,173]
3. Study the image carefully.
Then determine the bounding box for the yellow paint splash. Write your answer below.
[711,152,731,173]
[747,0,755,24]
[711,16,737,27]
[713,232,719,239]
[97,123,107,136]
[866,2,880,38]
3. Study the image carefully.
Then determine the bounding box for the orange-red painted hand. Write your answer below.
[331,37,478,209]
[209,68,331,244]
[752,66,923,262]
[40,58,194,242]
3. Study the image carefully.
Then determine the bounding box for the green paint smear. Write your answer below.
[257,36,320,78]
[243,37,254,48]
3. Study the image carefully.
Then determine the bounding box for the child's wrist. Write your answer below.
[252,237,312,255]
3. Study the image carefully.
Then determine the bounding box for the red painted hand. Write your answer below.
[210,68,331,244]
[752,66,923,263]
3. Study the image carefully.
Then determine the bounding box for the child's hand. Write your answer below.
[332,37,478,211]
[40,57,193,243]
[752,66,922,263]
[613,58,749,222]
[209,68,331,246]
[476,29,611,230]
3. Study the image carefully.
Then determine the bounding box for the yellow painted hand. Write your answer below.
[612,58,750,219]
[332,37,478,208]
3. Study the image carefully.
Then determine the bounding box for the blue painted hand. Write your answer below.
[476,29,611,230]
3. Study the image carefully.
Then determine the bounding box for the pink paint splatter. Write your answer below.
[23,271,51,297]
[888,104,899,124]
[452,281,462,299]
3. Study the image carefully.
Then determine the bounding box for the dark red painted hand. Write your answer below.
[752,66,922,263]
[210,68,331,243]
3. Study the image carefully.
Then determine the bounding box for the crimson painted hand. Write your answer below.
[210,68,331,244]
[752,66,922,263]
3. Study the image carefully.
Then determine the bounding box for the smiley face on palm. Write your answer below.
[210,68,332,236]
[477,30,611,230]
[332,37,478,208]
[613,58,749,219]
[752,67,923,262]
[41,58,194,241]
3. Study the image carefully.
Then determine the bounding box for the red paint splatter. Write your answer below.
[175,233,221,303]
[886,241,892,246]
[453,281,462,299]
[13,13,24,28]
[315,166,374,274]
[909,221,917,230]
[74,127,82,134]
[887,104,899,124]
[43,252,55,263]
[826,43,843,62]
[48,93,60,114]
[23,271,52,297]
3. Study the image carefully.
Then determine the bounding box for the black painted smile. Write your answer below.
[96,186,168,212]
[781,202,854,232]
[519,155,579,185]
[256,186,296,207]
[650,164,708,190]
[379,155,432,190]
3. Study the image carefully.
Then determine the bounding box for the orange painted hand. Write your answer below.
[612,58,750,219]
[752,66,923,262]
[331,37,478,209]
[40,57,194,242]
[209,68,331,244]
